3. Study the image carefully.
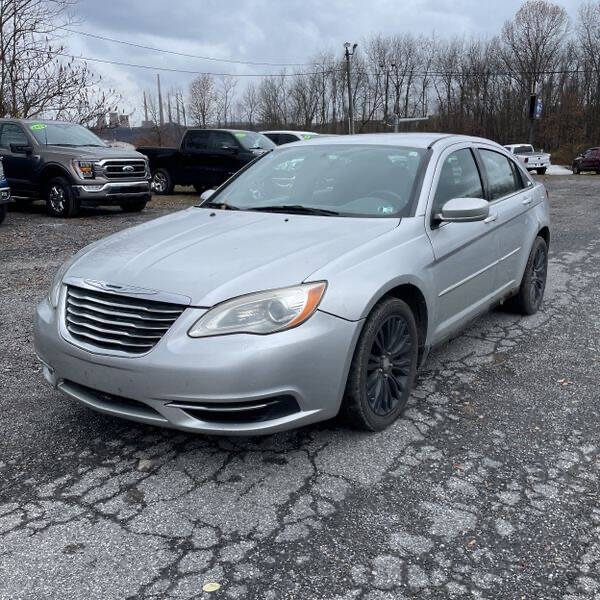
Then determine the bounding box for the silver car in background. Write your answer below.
[34,133,550,435]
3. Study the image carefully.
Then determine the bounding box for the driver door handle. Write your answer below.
[522,197,532,205]
[484,213,497,223]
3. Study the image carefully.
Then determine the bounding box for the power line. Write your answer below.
[31,48,343,77]
[59,27,315,68]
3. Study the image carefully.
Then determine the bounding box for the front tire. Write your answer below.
[537,167,547,175]
[507,237,548,315]
[151,168,173,195]
[573,165,581,175]
[341,298,419,431]
[46,177,80,218]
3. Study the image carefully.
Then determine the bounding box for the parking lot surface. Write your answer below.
[1,177,599,600]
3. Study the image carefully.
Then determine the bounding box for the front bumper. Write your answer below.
[72,180,151,205]
[34,293,362,435]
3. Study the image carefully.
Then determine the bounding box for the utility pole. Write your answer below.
[180,91,187,126]
[157,74,164,126]
[143,91,149,123]
[344,42,357,135]
[379,62,390,127]
[528,80,538,146]
[167,93,172,124]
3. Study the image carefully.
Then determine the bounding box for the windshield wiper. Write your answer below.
[200,201,241,210]
[245,204,340,216]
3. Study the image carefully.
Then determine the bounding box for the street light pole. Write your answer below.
[344,42,357,135]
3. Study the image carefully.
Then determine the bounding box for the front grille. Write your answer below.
[65,286,186,354]
[101,159,147,180]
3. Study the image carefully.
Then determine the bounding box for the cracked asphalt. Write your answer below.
[1,176,599,600]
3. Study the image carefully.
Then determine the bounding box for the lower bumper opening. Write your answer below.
[166,396,301,424]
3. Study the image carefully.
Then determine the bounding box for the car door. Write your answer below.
[0,122,36,196]
[207,131,244,185]
[477,147,536,292]
[592,148,600,171]
[426,145,502,343]
[180,130,212,185]
[581,148,596,171]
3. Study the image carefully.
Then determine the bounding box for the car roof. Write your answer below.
[0,118,75,125]
[260,130,319,136]
[291,132,504,151]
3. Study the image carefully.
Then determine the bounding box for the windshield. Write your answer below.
[201,144,426,218]
[233,131,276,151]
[512,145,534,154]
[28,122,106,147]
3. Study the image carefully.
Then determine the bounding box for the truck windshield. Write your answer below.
[512,145,534,154]
[233,132,276,151]
[201,144,426,218]
[28,122,106,147]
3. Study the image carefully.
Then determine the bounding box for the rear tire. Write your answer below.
[537,167,547,175]
[0,203,6,224]
[120,199,148,213]
[46,176,80,218]
[341,298,419,431]
[506,237,548,315]
[151,168,173,195]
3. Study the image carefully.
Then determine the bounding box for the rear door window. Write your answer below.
[184,130,211,151]
[479,149,521,201]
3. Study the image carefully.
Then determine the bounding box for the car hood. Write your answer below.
[43,145,146,160]
[67,208,399,306]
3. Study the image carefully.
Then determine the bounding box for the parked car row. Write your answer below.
[0,118,598,225]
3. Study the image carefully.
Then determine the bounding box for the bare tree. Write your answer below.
[238,81,259,125]
[0,0,118,120]
[188,74,216,127]
[215,76,238,127]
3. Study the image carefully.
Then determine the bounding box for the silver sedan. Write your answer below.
[34,133,550,435]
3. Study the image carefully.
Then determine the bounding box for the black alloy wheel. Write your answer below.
[342,298,419,431]
[506,236,548,315]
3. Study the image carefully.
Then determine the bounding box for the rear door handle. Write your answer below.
[522,197,532,205]
[484,213,497,223]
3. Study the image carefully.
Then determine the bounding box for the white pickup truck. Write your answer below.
[504,144,551,175]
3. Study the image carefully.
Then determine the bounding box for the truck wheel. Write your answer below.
[536,167,547,175]
[341,298,418,431]
[0,203,6,224]
[120,199,148,213]
[151,169,173,195]
[573,165,581,175]
[46,177,80,218]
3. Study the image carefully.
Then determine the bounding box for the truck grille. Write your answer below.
[65,286,185,354]
[101,159,147,180]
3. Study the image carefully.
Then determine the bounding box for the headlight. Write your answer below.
[73,160,95,179]
[188,282,327,337]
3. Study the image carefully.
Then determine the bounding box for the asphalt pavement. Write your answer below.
[0,176,599,600]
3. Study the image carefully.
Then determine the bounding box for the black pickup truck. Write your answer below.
[137,129,276,195]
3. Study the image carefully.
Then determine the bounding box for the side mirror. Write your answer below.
[10,143,33,155]
[200,189,216,202]
[437,198,489,223]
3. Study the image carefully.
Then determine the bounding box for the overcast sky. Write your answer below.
[66,0,583,122]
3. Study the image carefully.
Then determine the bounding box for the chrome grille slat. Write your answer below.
[66,316,164,340]
[65,286,185,355]
[68,288,181,313]
[66,306,171,331]
[67,297,177,322]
